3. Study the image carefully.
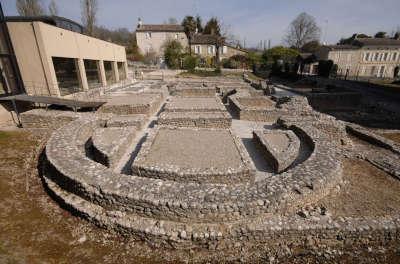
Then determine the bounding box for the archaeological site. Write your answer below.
[1,1,400,263]
[2,70,396,263]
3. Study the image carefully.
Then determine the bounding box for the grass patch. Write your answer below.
[247,72,264,81]
[0,131,11,141]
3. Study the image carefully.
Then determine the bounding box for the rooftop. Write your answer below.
[136,24,185,32]
[325,38,400,51]
[5,15,84,34]
[190,34,223,45]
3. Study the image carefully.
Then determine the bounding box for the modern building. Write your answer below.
[0,11,128,124]
[315,37,400,78]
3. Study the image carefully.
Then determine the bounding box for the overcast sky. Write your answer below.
[2,0,400,47]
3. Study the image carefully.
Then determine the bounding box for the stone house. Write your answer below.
[314,38,400,78]
[135,20,247,66]
[135,22,188,62]
[190,34,248,66]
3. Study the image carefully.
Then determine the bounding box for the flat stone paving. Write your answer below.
[237,97,275,109]
[165,97,226,112]
[141,128,242,169]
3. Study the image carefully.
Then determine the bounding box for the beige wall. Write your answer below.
[326,48,400,78]
[358,49,400,78]
[136,31,188,58]
[7,21,128,97]
[191,44,247,60]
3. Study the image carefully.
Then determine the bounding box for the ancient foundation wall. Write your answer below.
[157,112,231,129]
[20,109,82,129]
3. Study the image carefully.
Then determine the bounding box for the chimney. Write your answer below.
[211,28,215,35]
[195,27,198,34]
[138,18,143,28]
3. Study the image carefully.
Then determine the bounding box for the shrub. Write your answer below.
[221,58,230,68]
[183,55,198,72]
[318,60,334,77]
[222,54,251,69]
[164,40,184,69]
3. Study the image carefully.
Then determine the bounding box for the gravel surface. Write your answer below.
[319,158,400,217]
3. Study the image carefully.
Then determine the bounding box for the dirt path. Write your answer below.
[318,158,400,217]
[0,130,180,264]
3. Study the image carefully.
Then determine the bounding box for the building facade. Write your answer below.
[190,34,247,63]
[316,38,400,78]
[136,23,188,62]
[135,21,247,65]
[0,14,128,124]
[5,17,128,97]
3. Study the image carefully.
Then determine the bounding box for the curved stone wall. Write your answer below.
[44,111,341,229]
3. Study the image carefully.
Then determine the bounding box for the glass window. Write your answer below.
[52,57,82,96]
[117,62,126,81]
[384,53,388,61]
[0,57,19,94]
[370,66,376,76]
[379,66,385,77]
[374,53,379,61]
[0,26,10,54]
[104,61,115,84]
[84,59,101,89]
[364,53,370,61]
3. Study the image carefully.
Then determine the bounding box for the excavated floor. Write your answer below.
[139,128,243,170]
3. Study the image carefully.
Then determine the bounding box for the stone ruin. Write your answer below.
[23,77,400,258]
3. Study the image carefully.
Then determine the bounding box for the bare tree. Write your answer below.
[220,22,240,46]
[81,0,98,36]
[16,0,44,16]
[284,12,321,49]
[48,0,58,16]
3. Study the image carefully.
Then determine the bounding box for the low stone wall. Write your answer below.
[253,130,300,173]
[91,127,136,168]
[157,112,231,129]
[169,85,216,97]
[346,124,400,179]
[347,124,400,155]
[106,114,147,129]
[164,97,227,113]
[20,108,83,129]
[44,112,341,225]
[98,94,162,116]
[229,96,281,122]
